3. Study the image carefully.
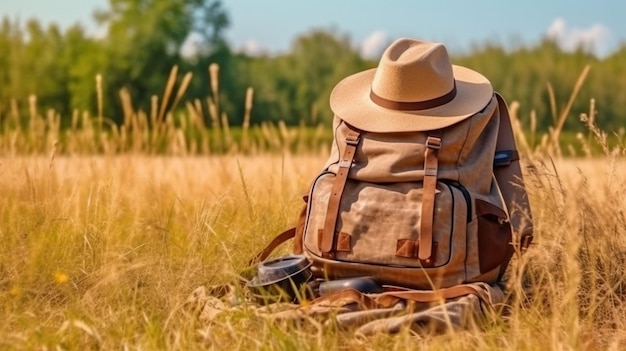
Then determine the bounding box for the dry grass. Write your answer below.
[0,154,322,349]
[506,156,626,350]
[1,152,625,350]
[2,64,626,349]
[0,65,331,157]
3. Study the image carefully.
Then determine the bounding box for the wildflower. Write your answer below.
[54,271,69,285]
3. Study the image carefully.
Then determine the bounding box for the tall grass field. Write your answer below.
[1,66,626,349]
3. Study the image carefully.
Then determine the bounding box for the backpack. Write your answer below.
[254,92,533,290]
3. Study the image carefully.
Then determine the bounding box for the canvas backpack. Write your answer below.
[254,92,534,291]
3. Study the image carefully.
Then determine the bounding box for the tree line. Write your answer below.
[1,0,625,134]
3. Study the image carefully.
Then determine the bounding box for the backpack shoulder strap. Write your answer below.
[248,227,297,266]
[248,203,308,266]
[494,93,534,251]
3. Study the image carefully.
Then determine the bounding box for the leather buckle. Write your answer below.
[426,136,442,150]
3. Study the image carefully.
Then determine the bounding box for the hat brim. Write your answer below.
[329,65,493,133]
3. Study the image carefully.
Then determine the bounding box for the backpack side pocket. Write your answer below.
[475,198,513,274]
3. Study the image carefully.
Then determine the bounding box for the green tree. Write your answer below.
[0,18,17,106]
[0,19,102,120]
[455,39,606,133]
[94,0,229,121]
[288,30,371,125]
[238,30,370,126]
[6,20,70,116]
[62,25,106,114]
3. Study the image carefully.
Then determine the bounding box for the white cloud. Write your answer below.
[240,39,266,56]
[546,17,612,57]
[360,31,389,59]
[546,18,567,39]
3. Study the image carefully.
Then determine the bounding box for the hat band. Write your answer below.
[370,83,457,111]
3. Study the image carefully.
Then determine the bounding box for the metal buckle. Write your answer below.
[345,136,360,146]
[494,150,513,167]
[426,136,442,150]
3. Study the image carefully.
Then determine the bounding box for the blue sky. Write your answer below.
[2,0,625,58]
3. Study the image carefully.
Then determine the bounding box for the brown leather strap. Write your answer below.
[248,227,296,266]
[377,284,492,308]
[319,124,361,257]
[249,200,308,266]
[292,203,308,255]
[312,288,379,310]
[370,83,457,111]
[418,133,442,262]
[314,284,493,310]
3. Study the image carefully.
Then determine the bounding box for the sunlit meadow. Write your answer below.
[1,65,625,350]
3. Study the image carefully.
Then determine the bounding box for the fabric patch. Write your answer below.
[336,232,352,252]
[396,239,418,258]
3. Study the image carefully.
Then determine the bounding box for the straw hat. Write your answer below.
[329,38,493,132]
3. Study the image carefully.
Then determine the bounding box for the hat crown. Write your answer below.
[371,39,455,104]
[328,37,492,132]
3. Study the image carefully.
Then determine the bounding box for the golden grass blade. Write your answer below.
[158,65,179,123]
[242,87,254,153]
[151,95,159,127]
[221,112,233,152]
[243,87,253,130]
[171,71,193,113]
[28,94,37,121]
[185,101,200,129]
[209,63,220,114]
[193,98,206,129]
[530,109,537,150]
[207,97,219,129]
[546,81,557,125]
[96,74,104,128]
[119,87,135,128]
[551,65,591,154]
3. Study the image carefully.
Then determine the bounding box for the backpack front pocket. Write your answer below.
[303,173,470,274]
